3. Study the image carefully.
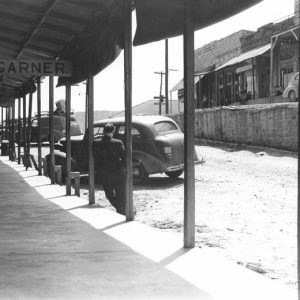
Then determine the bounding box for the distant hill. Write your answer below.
[75,110,120,131]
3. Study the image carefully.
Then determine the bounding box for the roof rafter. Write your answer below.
[16,0,58,59]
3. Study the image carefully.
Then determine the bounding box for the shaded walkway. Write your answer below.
[0,157,296,300]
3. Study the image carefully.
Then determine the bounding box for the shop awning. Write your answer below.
[0,0,262,106]
[0,0,129,105]
[170,73,208,92]
[215,43,271,71]
[133,0,261,46]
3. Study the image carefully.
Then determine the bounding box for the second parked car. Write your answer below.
[283,72,299,102]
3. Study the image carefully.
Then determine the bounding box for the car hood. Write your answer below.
[60,134,84,143]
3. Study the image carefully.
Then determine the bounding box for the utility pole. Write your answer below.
[165,39,169,114]
[154,71,165,115]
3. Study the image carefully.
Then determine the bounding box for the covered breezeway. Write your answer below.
[0,0,263,252]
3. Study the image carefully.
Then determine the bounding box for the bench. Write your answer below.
[66,171,81,197]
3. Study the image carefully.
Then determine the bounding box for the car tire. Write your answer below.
[288,90,297,102]
[132,164,149,185]
[165,169,184,178]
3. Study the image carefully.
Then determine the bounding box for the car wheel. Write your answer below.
[288,90,297,102]
[132,164,149,185]
[165,169,184,178]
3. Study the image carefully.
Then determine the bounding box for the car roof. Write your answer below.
[94,115,177,126]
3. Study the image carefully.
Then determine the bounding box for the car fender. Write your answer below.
[53,129,65,142]
[283,86,298,98]
[45,150,80,179]
[132,150,167,174]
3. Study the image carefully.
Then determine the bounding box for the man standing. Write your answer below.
[93,123,126,215]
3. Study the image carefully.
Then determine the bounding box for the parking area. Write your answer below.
[0,154,297,300]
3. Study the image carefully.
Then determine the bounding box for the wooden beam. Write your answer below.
[183,0,195,248]
[42,23,79,37]
[0,11,37,26]
[87,76,95,204]
[124,3,134,221]
[37,78,42,175]
[0,0,45,14]
[49,76,55,184]
[16,0,58,59]
[49,11,88,25]
[65,80,72,195]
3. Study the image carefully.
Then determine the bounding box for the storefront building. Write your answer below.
[173,2,299,109]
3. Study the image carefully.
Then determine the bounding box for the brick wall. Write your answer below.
[240,18,296,53]
[295,0,299,26]
[170,103,298,151]
[194,30,253,74]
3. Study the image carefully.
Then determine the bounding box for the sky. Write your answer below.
[35,0,296,114]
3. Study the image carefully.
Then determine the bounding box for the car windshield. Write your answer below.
[154,121,179,134]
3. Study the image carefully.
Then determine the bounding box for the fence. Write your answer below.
[170,102,298,152]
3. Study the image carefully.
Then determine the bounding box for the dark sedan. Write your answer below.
[53,115,199,184]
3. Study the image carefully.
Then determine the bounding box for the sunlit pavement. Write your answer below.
[0,156,297,300]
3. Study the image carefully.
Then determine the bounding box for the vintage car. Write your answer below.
[282,72,299,102]
[52,115,199,184]
[15,113,82,144]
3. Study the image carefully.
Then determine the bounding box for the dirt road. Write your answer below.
[82,143,297,289]
[29,143,297,288]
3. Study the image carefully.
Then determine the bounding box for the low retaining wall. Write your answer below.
[170,103,298,152]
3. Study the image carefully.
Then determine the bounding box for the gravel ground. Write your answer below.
[30,143,297,289]
[81,143,297,289]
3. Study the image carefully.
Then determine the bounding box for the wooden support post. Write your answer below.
[269,36,278,97]
[10,100,16,161]
[252,58,255,99]
[27,93,33,156]
[197,75,201,108]
[41,158,48,176]
[183,1,195,248]
[49,76,55,184]
[54,165,62,185]
[7,107,11,160]
[65,80,72,195]
[37,78,42,175]
[22,96,27,165]
[1,107,3,138]
[87,76,95,204]
[17,98,21,164]
[5,107,8,140]
[124,3,134,220]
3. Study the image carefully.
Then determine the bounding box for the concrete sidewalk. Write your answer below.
[0,157,297,300]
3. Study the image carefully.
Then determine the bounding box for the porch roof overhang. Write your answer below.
[215,43,271,71]
[0,0,261,106]
[170,73,208,92]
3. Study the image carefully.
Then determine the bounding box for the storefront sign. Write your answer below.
[0,60,72,76]
[236,64,252,73]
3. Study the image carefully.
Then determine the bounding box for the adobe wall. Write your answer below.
[170,103,298,152]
